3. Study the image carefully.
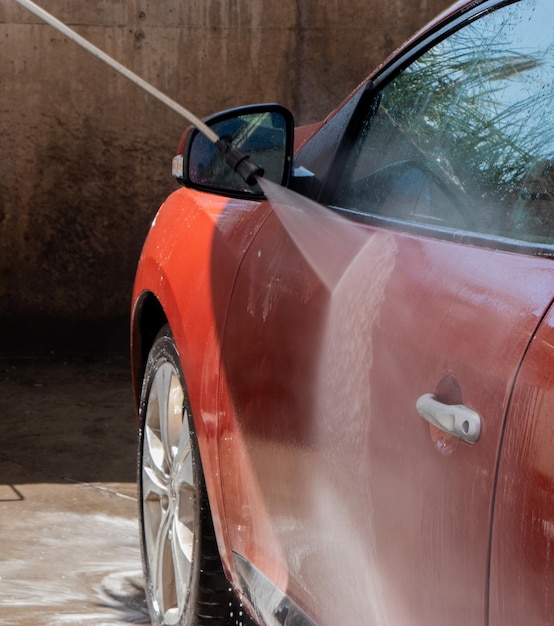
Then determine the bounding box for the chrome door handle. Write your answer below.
[416,393,481,444]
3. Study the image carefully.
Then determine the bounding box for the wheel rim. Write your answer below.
[141,360,195,625]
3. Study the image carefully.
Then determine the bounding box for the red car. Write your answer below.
[131,1,554,624]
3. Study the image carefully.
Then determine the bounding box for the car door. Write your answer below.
[217,2,554,624]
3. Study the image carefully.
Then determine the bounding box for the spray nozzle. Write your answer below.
[216,138,265,186]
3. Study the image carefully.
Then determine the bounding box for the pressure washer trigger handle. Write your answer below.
[216,138,265,186]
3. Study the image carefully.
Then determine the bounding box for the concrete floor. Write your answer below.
[0,345,149,624]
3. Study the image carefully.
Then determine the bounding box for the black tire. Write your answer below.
[138,325,243,625]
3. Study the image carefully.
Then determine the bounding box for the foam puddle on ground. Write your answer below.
[0,483,148,625]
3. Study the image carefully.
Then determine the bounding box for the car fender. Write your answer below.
[131,184,273,575]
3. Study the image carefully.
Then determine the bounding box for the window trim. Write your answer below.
[327,204,554,258]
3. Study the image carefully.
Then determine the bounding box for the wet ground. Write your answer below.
[0,338,149,624]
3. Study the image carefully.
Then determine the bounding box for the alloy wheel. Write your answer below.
[141,359,196,625]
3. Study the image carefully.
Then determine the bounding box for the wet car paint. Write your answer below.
[218,214,554,624]
[133,188,554,625]
[131,187,274,563]
[490,304,554,625]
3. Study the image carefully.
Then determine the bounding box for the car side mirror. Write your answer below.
[173,104,295,199]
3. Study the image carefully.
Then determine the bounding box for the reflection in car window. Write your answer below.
[332,0,554,248]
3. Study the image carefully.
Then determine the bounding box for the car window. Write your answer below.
[330,0,554,248]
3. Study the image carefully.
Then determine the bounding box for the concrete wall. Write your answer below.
[0,0,452,334]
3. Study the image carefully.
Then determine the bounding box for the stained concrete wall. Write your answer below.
[0,0,452,335]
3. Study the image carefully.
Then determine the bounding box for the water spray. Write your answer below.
[12,0,264,186]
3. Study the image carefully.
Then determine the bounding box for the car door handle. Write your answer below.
[416,393,481,444]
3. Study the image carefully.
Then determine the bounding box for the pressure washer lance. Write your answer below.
[214,138,264,186]
[13,0,264,186]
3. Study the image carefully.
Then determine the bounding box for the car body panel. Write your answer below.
[217,209,554,625]
[132,187,272,568]
[490,304,554,625]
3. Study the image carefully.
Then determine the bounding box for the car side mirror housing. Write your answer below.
[173,104,295,199]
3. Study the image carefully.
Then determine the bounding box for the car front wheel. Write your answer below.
[138,326,241,625]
